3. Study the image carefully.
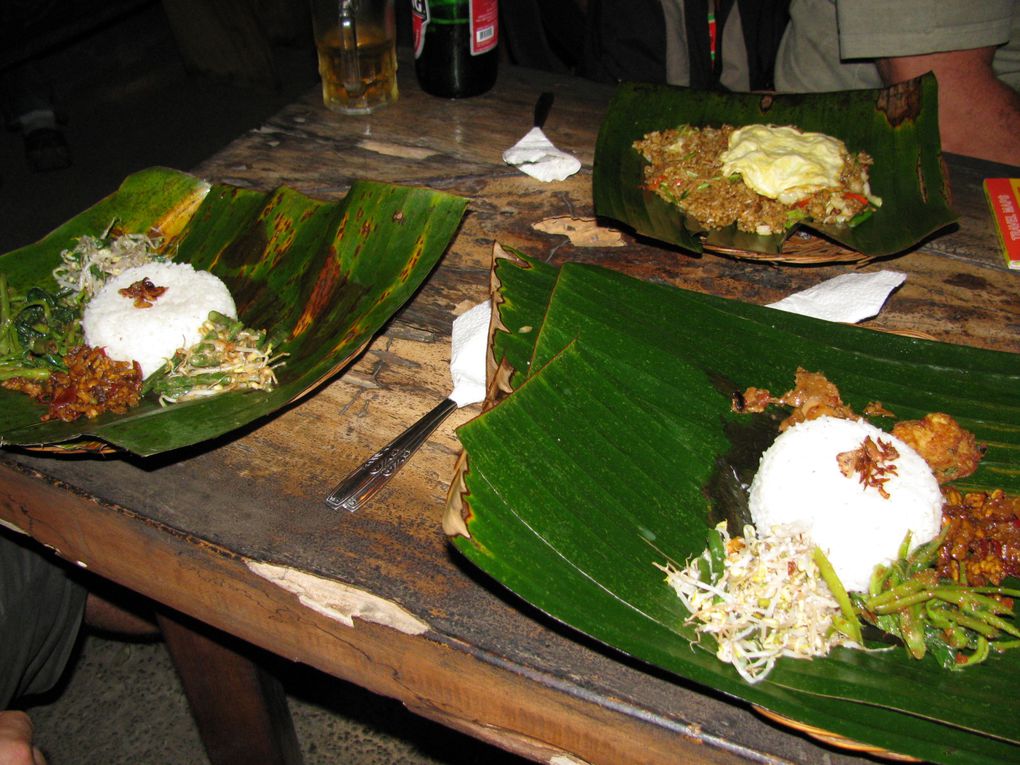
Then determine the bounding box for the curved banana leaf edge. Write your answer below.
[593,74,957,257]
[0,167,467,456]
[447,248,1020,764]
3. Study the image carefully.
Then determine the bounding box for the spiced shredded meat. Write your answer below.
[2,345,143,422]
[938,487,1020,586]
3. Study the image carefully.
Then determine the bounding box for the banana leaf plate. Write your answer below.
[444,248,1020,764]
[0,167,466,456]
[593,75,957,263]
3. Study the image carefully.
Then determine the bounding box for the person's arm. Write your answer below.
[876,46,1020,166]
[0,711,46,765]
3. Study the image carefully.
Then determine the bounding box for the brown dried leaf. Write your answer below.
[532,216,626,247]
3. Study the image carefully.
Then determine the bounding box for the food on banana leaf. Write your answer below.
[83,261,237,379]
[661,370,1020,682]
[6,345,143,423]
[1,229,284,422]
[634,124,880,236]
[750,415,943,592]
[147,312,283,405]
[52,227,168,299]
[892,412,985,485]
[659,521,860,684]
[939,488,1020,586]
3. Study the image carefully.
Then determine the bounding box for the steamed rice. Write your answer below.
[82,262,236,379]
[748,416,943,592]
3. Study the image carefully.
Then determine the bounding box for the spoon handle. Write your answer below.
[533,91,554,128]
[324,398,458,512]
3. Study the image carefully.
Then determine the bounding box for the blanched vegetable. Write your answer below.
[659,522,858,683]
[146,311,286,404]
[0,273,81,381]
[853,530,1020,669]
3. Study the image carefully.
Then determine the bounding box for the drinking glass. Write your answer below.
[310,0,398,114]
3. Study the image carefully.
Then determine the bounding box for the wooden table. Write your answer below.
[2,59,1018,765]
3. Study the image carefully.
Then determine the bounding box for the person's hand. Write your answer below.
[0,711,47,765]
[877,47,1020,166]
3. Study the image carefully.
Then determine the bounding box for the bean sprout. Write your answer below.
[53,225,165,299]
[659,522,858,683]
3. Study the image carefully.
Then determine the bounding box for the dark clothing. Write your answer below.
[1,530,86,706]
[583,0,790,91]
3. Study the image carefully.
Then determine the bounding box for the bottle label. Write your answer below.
[410,0,430,59]
[469,0,498,56]
[411,0,497,59]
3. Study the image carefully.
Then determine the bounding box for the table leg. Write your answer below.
[156,609,303,765]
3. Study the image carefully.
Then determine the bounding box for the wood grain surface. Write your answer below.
[2,58,1017,765]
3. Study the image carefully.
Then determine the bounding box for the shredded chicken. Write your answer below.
[53,228,164,299]
[733,368,856,430]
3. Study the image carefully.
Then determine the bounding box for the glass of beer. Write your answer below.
[310,0,398,114]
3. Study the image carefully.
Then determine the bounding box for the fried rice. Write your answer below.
[634,124,878,236]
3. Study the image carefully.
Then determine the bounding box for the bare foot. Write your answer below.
[0,710,47,765]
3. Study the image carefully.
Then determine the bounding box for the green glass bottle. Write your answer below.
[411,0,498,98]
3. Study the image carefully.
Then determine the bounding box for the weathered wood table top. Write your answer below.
[2,59,1018,765]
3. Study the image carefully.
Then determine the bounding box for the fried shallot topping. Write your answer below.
[119,277,167,308]
[837,436,900,499]
[10,345,143,422]
[863,401,896,418]
[892,412,984,484]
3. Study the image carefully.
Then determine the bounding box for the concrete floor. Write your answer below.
[26,631,521,765]
[1,5,524,763]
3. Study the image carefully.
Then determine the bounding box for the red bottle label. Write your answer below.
[469,0,498,56]
[410,0,429,58]
[411,0,497,59]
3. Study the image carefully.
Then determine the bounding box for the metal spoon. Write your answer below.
[325,301,490,512]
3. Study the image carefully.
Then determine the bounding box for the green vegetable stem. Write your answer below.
[854,529,1020,668]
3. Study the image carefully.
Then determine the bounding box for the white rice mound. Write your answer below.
[748,416,943,592]
[82,262,237,379]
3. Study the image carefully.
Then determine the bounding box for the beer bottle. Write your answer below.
[411,0,498,98]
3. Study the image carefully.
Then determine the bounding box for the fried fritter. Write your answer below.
[892,412,984,484]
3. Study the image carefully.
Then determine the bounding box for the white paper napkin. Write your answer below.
[767,271,906,323]
[449,300,491,407]
[502,127,581,182]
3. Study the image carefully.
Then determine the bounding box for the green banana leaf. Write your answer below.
[593,75,956,257]
[451,250,1020,763]
[0,167,467,456]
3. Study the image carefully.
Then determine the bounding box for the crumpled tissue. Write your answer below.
[449,300,491,407]
[767,271,906,323]
[502,127,581,182]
